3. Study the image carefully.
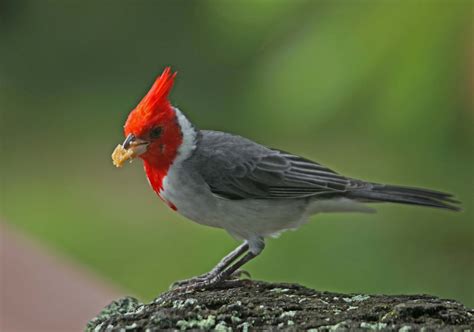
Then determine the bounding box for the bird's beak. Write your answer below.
[111,133,149,168]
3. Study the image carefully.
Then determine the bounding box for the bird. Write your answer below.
[112,67,460,289]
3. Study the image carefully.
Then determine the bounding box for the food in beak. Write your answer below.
[112,144,135,168]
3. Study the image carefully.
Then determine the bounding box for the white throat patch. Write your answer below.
[173,107,197,163]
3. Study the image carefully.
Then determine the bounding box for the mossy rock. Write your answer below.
[87,280,473,331]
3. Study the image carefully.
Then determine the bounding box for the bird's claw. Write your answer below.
[175,276,231,292]
[171,274,223,292]
[171,269,252,292]
[230,269,251,280]
[169,273,210,290]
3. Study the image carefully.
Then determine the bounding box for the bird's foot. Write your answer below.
[175,274,226,291]
[169,273,210,290]
[170,268,251,290]
[171,269,251,292]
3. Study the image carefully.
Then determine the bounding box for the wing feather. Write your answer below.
[188,131,361,200]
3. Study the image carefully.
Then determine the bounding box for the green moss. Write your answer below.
[214,321,232,332]
[125,322,138,330]
[238,322,250,332]
[172,298,198,310]
[176,315,216,330]
[86,297,141,332]
[270,287,290,293]
[343,295,370,303]
[279,311,296,319]
[317,321,350,331]
[360,322,388,330]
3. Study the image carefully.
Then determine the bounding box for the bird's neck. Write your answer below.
[143,107,197,194]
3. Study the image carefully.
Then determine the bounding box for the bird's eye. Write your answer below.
[150,126,162,139]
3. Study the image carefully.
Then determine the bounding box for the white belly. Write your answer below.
[159,163,374,252]
[159,164,309,239]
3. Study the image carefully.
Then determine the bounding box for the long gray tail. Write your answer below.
[348,183,461,211]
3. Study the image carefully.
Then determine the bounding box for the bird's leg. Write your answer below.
[205,242,249,278]
[213,251,257,282]
[184,239,264,289]
[170,242,249,289]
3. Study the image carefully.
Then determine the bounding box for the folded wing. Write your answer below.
[190,131,365,200]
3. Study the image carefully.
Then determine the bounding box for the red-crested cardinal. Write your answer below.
[112,67,460,289]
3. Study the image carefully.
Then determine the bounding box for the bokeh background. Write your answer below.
[1,0,473,325]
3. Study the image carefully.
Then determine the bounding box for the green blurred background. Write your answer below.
[1,0,473,306]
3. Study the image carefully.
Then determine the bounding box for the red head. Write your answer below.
[118,67,190,196]
[122,67,183,166]
[124,67,176,138]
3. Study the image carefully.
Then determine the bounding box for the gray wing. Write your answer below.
[188,130,365,200]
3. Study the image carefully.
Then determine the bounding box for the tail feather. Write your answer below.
[348,183,461,211]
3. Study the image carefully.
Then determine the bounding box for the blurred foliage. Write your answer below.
[1,0,473,306]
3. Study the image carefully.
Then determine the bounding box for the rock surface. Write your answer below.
[87,280,473,331]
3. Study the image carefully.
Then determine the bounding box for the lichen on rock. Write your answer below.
[87,280,473,331]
